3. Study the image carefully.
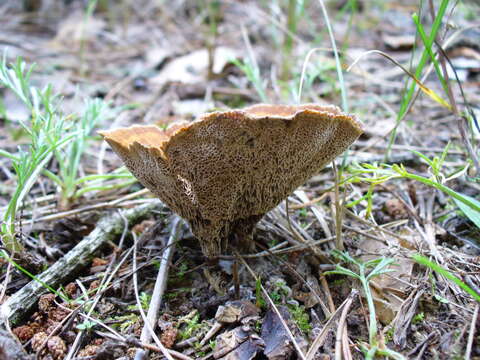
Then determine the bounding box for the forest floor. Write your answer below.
[0,1,479,359]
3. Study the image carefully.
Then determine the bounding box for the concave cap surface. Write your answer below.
[99,104,363,257]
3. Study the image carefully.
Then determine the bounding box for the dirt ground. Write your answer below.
[0,0,479,359]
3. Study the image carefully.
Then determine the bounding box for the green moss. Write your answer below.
[179,313,202,340]
[412,312,424,324]
[384,327,394,342]
[288,304,312,335]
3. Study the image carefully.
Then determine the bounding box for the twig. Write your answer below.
[332,161,344,251]
[334,290,355,360]
[131,226,178,360]
[19,189,152,225]
[465,303,479,360]
[135,216,182,360]
[284,199,329,262]
[319,274,336,314]
[344,209,415,247]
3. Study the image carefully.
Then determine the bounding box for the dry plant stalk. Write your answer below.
[100,104,362,257]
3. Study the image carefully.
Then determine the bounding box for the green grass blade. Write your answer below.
[388,0,450,157]
[412,254,480,302]
[453,194,480,229]
[411,13,447,94]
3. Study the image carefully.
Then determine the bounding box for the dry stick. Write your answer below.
[0,260,12,305]
[341,324,352,360]
[465,304,479,360]
[415,191,444,264]
[1,201,164,325]
[306,289,358,360]
[20,189,152,225]
[239,255,307,360]
[334,290,356,360]
[332,161,344,251]
[425,190,444,263]
[290,192,329,210]
[319,274,336,314]
[135,217,182,360]
[131,231,178,360]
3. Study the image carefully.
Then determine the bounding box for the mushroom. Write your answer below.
[99,104,363,257]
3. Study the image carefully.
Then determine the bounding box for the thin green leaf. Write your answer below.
[453,193,480,229]
[412,254,480,302]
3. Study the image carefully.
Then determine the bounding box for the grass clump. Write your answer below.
[0,55,134,253]
[0,56,74,252]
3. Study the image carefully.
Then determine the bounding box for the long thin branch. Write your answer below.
[135,216,182,360]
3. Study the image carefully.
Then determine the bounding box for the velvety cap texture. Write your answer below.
[99,104,363,257]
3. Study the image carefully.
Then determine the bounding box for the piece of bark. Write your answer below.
[2,201,165,325]
[215,301,260,324]
[261,307,293,360]
[214,327,264,359]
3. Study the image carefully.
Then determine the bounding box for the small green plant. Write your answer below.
[179,312,202,340]
[231,58,268,102]
[298,208,308,218]
[412,312,425,324]
[41,99,134,209]
[384,326,394,342]
[196,349,206,357]
[76,320,96,331]
[270,290,282,303]
[325,250,405,359]
[42,98,106,208]
[0,55,135,251]
[348,148,480,228]
[288,303,311,335]
[268,278,291,304]
[0,56,74,251]
[208,340,216,351]
[127,292,152,311]
[177,262,189,279]
[163,287,190,300]
[111,313,141,333]
[255,277,267,309]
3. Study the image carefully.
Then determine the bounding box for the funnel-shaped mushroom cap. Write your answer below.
[99,104,363,257]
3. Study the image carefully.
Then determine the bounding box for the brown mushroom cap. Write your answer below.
[99,104,363,257]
